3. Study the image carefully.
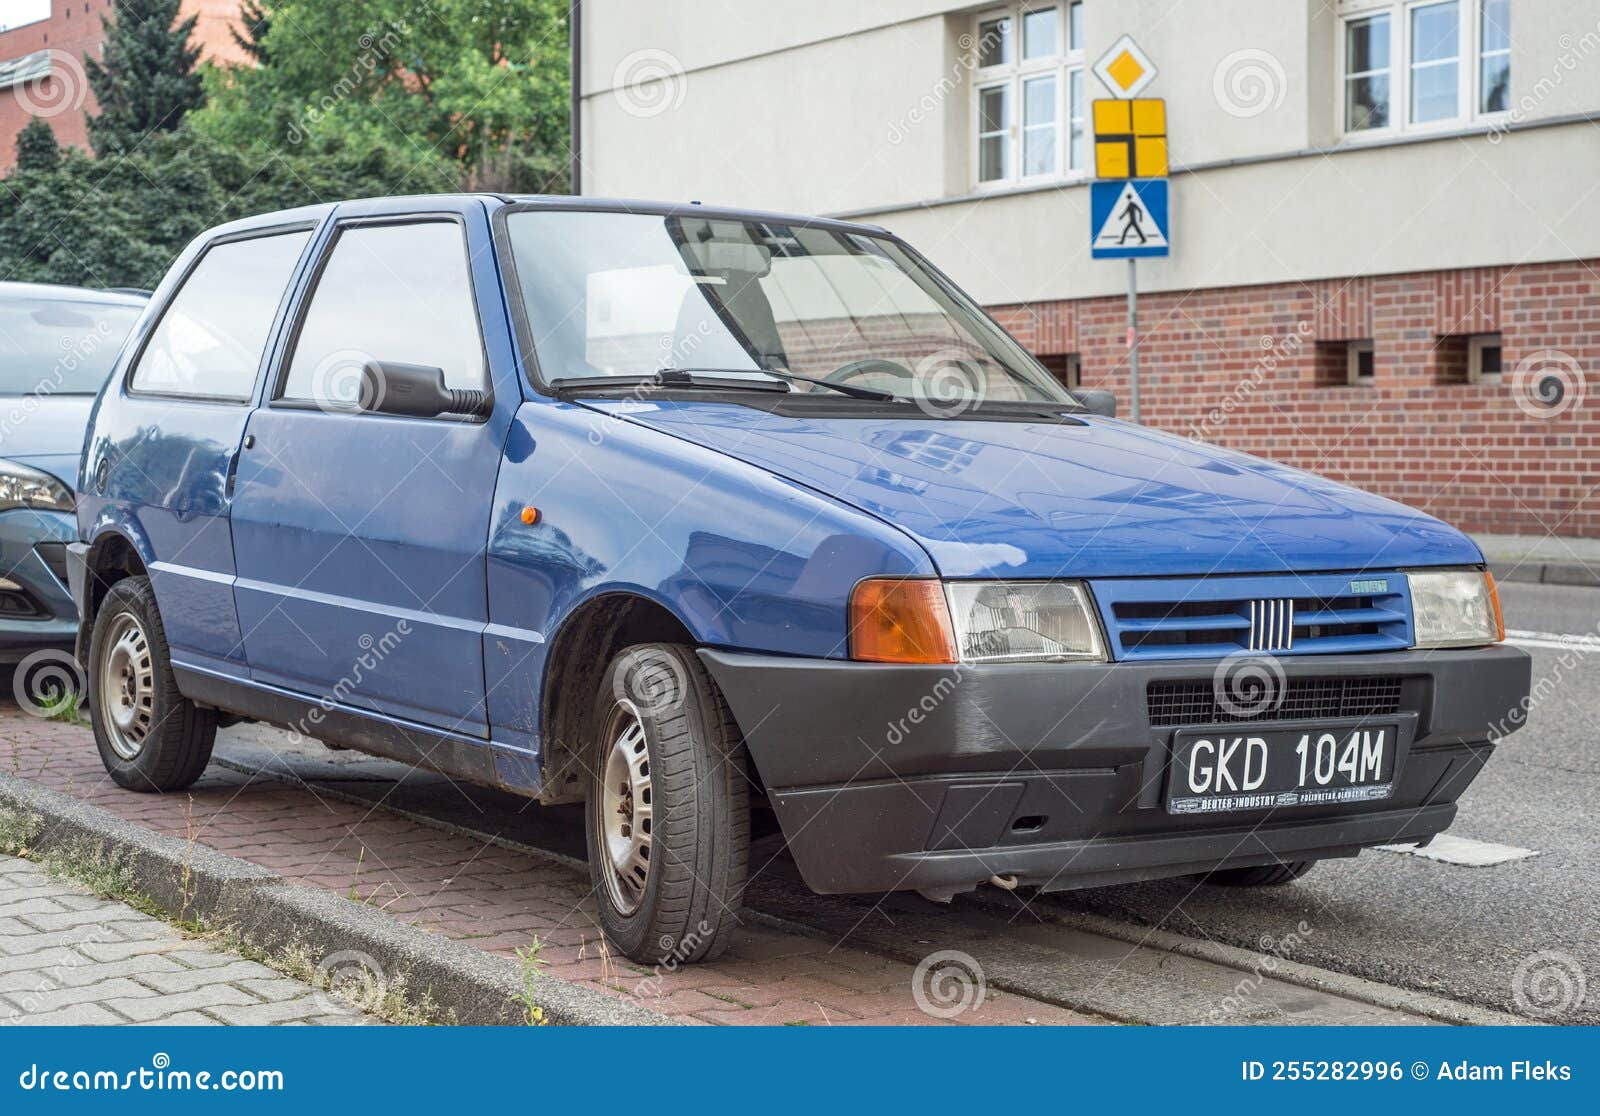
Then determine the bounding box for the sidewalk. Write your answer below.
[0,710,1092,1026]
[1474,533,1600,588]
[0,854,376,1026]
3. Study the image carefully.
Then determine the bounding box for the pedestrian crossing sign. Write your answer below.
[1091,178,1169,259]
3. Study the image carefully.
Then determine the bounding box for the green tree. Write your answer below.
[196,0,570,192]
[85,0,205,156]
[230,0,271,65]
[0,128,448,289]
[14,117,62,173]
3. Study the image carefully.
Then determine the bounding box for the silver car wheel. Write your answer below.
[596,701,653,916]
[99,611,155,761]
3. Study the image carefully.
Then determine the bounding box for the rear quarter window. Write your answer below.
[129,230,312,401]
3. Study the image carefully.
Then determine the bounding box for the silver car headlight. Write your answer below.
[945,581,1106,663]
[0,458,74,513]
[1407,568,1502,648]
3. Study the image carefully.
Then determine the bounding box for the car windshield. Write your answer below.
[504,210,1073,406]
[0,297,143,395]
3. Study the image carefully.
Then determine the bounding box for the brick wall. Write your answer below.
[991,259,1600,539]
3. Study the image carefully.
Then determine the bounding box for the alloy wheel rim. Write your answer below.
[100,612,155,761]
[597,701,653,916]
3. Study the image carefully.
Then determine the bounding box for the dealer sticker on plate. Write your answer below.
[1166,724,1398,814]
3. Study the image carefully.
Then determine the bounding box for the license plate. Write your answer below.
[1166,724,1397,814]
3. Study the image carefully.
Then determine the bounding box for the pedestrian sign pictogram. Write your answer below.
[1092,34,1158,98]
[1091,179,1169,259]
[1093,98,1167,179]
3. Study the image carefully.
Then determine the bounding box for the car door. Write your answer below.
[227,206,513,735]
[104,225,315,674]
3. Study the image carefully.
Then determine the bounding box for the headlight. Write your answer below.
[945,581,1106,663]
[1407,569,1503,648]
[0,458,74,513]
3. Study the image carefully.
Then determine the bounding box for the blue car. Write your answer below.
[69,196,1531,964]
[0,283,146,666]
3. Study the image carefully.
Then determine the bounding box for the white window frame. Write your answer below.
[1336,0,1510,142]
[971,2,1087,190]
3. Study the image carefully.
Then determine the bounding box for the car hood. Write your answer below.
[0,394,94,488]
[585,400,1482,578]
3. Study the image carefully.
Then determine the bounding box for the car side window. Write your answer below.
[129,230,311,400]
[279,220,487,410]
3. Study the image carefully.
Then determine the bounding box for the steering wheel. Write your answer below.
[824,358,917,388]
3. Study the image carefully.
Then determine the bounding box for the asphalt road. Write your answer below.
[1033,581,1598,1023]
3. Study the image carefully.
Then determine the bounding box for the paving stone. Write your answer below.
[101,984,263,1022]
[2,1001,125,1025]
[134,959,282,995]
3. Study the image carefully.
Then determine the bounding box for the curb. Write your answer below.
[1488,560,1600,589]
[0,772,670,1027]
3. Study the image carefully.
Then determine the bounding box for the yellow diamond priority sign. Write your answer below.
[1093,34,1158,99]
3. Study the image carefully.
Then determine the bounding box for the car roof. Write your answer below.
[0,281,150,307]
[196,194,892,241]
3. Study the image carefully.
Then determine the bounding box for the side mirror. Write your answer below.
[1071,389,1117,418]
[360,361,491,419]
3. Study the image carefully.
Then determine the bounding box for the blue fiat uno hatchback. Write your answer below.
[70,195,1531,964]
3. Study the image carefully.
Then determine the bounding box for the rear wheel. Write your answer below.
[586,643,748,965]
[88,576,216,792]
[1201,860,1317,887]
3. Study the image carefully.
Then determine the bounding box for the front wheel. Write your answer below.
[88,576,216,792]
[586,644,748,965]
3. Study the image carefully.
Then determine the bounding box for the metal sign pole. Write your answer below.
[1127,258,1140,423]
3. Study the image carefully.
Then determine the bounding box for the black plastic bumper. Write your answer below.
[700,645,1531,898]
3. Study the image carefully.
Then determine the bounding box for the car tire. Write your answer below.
[1201,860,1317,887]
[88,576,216,792]
[586,643,749,966]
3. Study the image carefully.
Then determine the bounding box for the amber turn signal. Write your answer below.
[849,579,958,664]
[1486,570,1505,642]
[520,505,540,525]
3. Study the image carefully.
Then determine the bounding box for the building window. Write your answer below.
[973,3,1086,187]
[1348,341,1375,384]
[1317,340,1375,385]
[1468,333,1503,381]
[1339,0,1509,137]
[1039,353,1081,389]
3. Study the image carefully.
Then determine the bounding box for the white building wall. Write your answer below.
[579,0,1600,301]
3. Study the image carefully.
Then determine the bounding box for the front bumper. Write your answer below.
[701,644,1531,899]
[0,509,78,662]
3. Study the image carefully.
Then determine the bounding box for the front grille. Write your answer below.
[1092,572,1414,661]
[1147,675,1405,727]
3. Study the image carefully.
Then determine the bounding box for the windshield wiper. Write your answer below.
[659,366,896,402]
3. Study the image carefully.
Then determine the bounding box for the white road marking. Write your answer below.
[1505,629,1600,651]
[1377,833,1538,867]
